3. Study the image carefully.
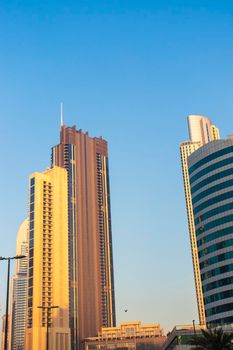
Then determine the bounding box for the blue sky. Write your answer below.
[1,0,233,332]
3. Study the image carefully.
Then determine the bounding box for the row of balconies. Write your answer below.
[43,190,52,195]
[43,202,52,208]
[43,192,52,198]
[43,225,52,230]
[100,260,106,267]
[43,202,53,207]
[42,251,52,256]
[42,296,52,302]
[42,253,52,258]
[43,185,52,189]
[43,210,52,216]
[43,186,52,191]
[42,250,52,254]
[42,241,52,245]
[43,226,52,231]
[43,218,52,223]
[42,235,52,241]
[99,252,106,259]
[42,216,53,222]
[43,231,52,236]
[42,247,52,252]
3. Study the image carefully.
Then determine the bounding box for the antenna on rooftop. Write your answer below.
[60,102,64,128]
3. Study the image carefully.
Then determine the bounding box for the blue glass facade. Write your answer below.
[189,139,233,325]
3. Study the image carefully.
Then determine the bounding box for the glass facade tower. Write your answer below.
[188,139,233,325]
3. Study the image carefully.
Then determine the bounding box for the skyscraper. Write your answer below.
[52,124,116,349]
[9,218,28,350]
[188,138,233,325]
[25,166,70,350]
[180,115,220,325]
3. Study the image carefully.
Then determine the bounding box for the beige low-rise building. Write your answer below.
[83,321,166,350]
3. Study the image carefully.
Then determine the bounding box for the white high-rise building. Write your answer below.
[180,115,220,325]
[9,219,28,350]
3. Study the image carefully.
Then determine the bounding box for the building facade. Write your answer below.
[180,115,220,324]
[188,139,233,325]
[162,323,233,350]
[1,315,9,350]
[161,324,206,350]
[9,219,28,350]
[25,166,70,350]
[84,321,166,350]
[52,125,116,348]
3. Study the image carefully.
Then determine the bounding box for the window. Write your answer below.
[189,146,233,175]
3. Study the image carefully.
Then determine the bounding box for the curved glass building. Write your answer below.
[188,139,233,325]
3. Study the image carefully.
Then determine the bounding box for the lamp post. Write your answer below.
[37,305,59,350]
[193,319,197,350]
[0,255,26,350]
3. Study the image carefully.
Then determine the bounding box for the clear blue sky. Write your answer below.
[0,0,233,333]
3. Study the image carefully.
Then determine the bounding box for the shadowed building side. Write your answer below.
[9,218,28,350]
[1,315,9,350]
[52,125,116,348]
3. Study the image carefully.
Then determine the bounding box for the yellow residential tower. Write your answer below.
[25,166,70,350]
[180,115,220,325]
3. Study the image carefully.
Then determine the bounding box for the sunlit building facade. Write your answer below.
[9,219,28,350]
[84,321,166,350]
[180,115,220,325]
[188,138,233,325]
[25,166,70,350]
[52,125,116,349]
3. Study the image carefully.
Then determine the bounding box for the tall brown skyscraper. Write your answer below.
[52,125,116,349]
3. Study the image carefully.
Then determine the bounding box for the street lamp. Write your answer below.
[0,255,26,350]
[192,319,197,350]
[37,305,59,350]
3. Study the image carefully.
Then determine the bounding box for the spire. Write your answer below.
[60,102,63,128]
